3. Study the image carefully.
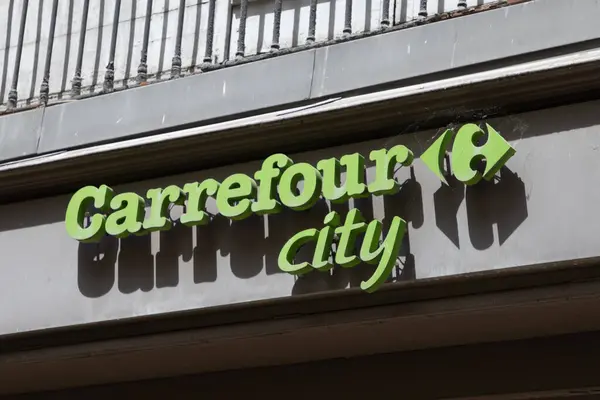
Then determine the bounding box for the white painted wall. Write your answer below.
[0,0,492,110]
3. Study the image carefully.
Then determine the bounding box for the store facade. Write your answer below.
[2,0,600,398]
[3,97,600,397]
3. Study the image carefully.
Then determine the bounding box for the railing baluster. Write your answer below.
[104,0,122,92]
[171,0,185,78]
[203,0,216,64]
[419,0,428,17]
[137,0,153,83]
[236,0,249,59]
[123,0,137,84]
[343,0,352,35]
[72,0,90,96]
[190,0,201,68]
[7,0,29,109]
[381,0,390,28]
[40,0,59,105]
[306,0,317,44]
[60,0,74,98]
[270,0,283,51]
[0,0,15,105]
[458,1,467,9]
[29,0,44,103]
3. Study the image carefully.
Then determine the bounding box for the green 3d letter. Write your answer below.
[317,158,345,203]
[216,173,257,220]
[359,217,406,293]
[180,179,220,226]
[334,209,367,268]
[278,163,323,211]
[143,185,185,232]
[65,185,114,242]
[368,145,414,195]
[278,228,319,275]
[312,211,341,271]
[341,153,368,198]
[420,129,454,184]
[451,123,516,185]
[105,192,146,238]
[318,154,368,203]
[252,154,293,215]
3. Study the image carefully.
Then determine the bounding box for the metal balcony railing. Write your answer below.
[0,0,503,112]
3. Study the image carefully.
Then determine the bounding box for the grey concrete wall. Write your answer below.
[1,99,599,336]
[1,0,599,163]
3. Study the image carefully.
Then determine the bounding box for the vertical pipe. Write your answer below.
[72,0,90,96]
[306,0,317,44]
[104,0,122,92]
[137,0,153,83]
[203,0,216,63]
[343,0,352,35]
[381,0,390,28]
[270,0,283,51]
[40,0,59,105]
[458,0,467,9]
[171,0,186,78]
[418,0,428,17]
[7,0,29,109]
[235,0,249,59]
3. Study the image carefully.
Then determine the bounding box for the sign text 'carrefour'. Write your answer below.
[65,123,515,293]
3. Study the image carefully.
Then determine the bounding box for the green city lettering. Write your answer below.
[277,209,407,293]
[65,123,515,293]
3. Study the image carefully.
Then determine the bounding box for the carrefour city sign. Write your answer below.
[65,123,515,293]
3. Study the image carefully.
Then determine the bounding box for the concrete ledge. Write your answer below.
[0,108,43,161]
[0,45,598,204]
[0,0,598,164]
[39,51,316,152]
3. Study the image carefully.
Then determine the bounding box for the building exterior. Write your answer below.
[2,0,600,398]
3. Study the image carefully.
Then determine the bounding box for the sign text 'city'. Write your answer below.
[65,123,516,293]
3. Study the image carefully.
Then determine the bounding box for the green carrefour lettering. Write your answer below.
[180,179,220,226]
[317,157,345,203]
[252,153,293,215]
[216,173,257,220]
[143,185,184,232]
[451,123,516,185]
[359,216,406,293]
[368,145,414,195]
[340,153,368,198]
[278,228,319,275]
[278,163,322,211]
[65,185,114,242]
[317,153,368,203]
[334,208,367,268]
[105,192,146,238]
